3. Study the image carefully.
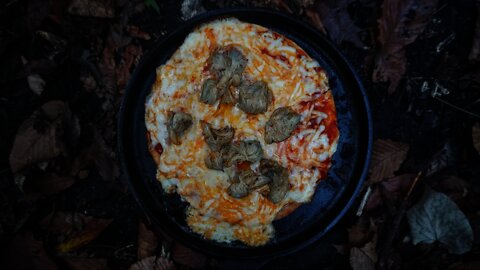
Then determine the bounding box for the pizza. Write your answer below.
[145,18,339,246]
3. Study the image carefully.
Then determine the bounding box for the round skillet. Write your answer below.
[118,8,372,259]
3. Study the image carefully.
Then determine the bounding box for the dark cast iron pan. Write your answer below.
[118,8,372,260]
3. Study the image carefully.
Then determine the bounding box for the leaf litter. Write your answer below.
[2,0,480,269]
[407,188,473,255]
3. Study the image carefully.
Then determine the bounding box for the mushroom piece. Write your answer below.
[227,168,271,199]
[209,47,247,78]
[204,151,224,171]
[167,111,193,145]
[206,47,248,105]
[225,140,263,166]
[238,168,271,190]
[260,159,290,203]
[217,75,236,105]
[200,121,234,151]
[264,107,301,144]
[227,180,249,199]
[200,79,218,105]
[238,81,273,114]
[226,47,247,76]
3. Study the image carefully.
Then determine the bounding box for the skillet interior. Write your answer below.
[118,8,372,259]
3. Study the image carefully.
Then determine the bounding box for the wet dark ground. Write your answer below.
[1,0,480,269]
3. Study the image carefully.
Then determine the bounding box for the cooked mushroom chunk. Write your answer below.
[200,121,234,151]
[238,81,273,114]
[227,180,249,199]
[209,47,247,78]
[226,140,263,166]
[167,111,193,145]
[238,169,271,190]
[200,79,218,105]
[227,168,271,199]
[260,159,290,203]
[203,47,248,105]
[265,107,301,144]
[226,47,247,76]
[205,151,224,171]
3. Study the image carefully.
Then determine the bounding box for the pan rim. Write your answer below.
[118,7,372,259]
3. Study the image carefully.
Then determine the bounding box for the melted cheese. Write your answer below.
[145,18,339,246]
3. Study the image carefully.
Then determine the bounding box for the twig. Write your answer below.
[356,186,372,216]
[378,172,422,270]
[434,96,480,119]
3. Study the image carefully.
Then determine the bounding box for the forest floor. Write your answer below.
[1,0,480,269]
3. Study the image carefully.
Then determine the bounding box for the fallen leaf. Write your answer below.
[448,262,480,270]
[27,74,45,95]
[311,0,364,48]
[348,216,377,247]
[129,256,176,270]
[116,44,142,89]
[373,0,439,93]
[63,257,109,270]
[56,219,113,253]
[472,123,480,154]
[349,235,377,270]
[9,101,78,173]
[366,174,416,211]
[125,25,151,40]
[40,212,112,253]
[68,0,115,18]
[24,173,75,195]
[368,139,410,184]
[305,7,326,33]
[424,141,457,177]
[70,128,119,181]
[27,0,50,30]
[469,2,480,61]
[428,175,470,205]
[6,231,59,270]
[171,241,206,269]
[138,221,158,259]
[407,188,473,254]
[144,0,160,14]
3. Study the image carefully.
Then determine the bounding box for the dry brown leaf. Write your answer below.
[70,128,119,181]
[305,7,326,33]
[129,256,176,270]
[138,221,158,259]
[448,262,480,270]
[40,212,112,253]
[6,231,59,270]
[56,218,112,253]
[63,257,109,270]
[429,175,470,205]
[373,0,439,94]
[349,235,377,270]
[68,0,115,18]
[116,44,142,89]
[171,241,206,269]
[348,217,377,247]
[472,123,480,154]
[366,174,416,211]
[313,0,363,48]
[24,173,75,195]
[469,2,480,61]
[9,101,78,173]
[125,25,151,40]
[368,139,409,184]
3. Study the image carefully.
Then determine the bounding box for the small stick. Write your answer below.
[356,186,372,217]
[378,171,422,269]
